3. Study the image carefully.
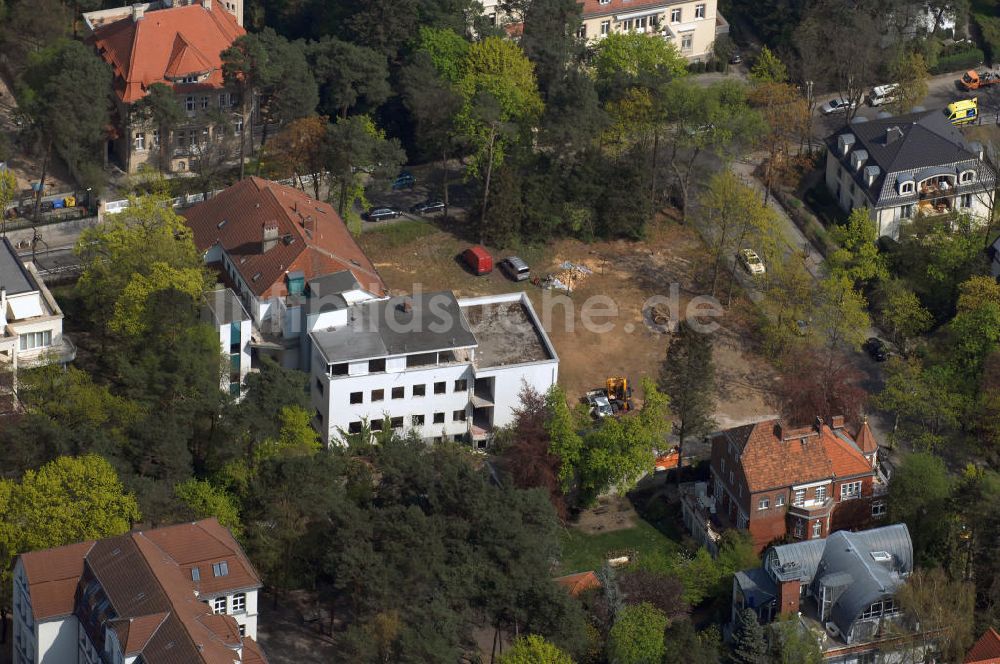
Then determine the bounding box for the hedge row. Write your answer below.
[931,47,985,74]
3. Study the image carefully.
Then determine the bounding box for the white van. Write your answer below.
[868,84,900,107]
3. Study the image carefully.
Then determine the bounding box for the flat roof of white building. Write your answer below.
[461,297,554,368]
[312,291,479,364]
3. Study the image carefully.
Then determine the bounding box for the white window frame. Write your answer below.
[185,96,196,112]
[758,497,770,510]
[670,8,681,22]
[815,486,827,502]
[812,520,822,539]
[19,330,52,351]
[961,193,973,207]
[681,33,693,50]
[840,481,862,500]
[793,489,805,506]
[152,129,160,147]
[200,96,209,110]
[576,24,587,38]
[695,3,705,18]
[872,500,887,517]
[899,181,914,195]
[219,92,229,109]
[601,20,610,34]
[960,170,976,183]
[775,494,785,507]
[134,132,145,151]
[231,592,246,613]
[211,597,226,614]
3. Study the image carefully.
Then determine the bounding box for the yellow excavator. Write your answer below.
[605,376,633,413]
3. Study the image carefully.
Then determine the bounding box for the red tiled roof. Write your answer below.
[90,0,244,103]
[580,0,673,18]
[967,628,1000,663]
[855,419,878,454]
[16,519,264,664]
[243,637,269,664]
[182,177,386,298]
[19,540,95,620]
[142,518,262,596]
[555,571,601,596]
[715,419,874,493]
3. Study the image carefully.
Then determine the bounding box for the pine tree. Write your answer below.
[730,608,768,664]
[660,320,716,486]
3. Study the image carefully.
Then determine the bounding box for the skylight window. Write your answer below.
[212,561,229,577]
[870,551,891,562]
[191,567,201,582]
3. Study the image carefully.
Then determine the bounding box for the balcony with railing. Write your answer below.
[788,496,834,520]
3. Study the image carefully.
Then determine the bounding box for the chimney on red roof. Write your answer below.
[262,221,279,253]
[202,0,212,10]
[828,415,845,430]
[814,416,823,432]
[132,3,145,21]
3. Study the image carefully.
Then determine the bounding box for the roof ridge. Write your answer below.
[130,533,213,663]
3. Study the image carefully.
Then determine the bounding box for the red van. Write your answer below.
[463,246,493,275]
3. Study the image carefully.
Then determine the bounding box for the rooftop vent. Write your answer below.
[885,126,904,145]
[252,272,262,282]
[871,551,892,562]
[217,219,227,229]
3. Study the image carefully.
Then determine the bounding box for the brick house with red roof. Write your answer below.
[182,176,386,368]
[12,518,266,664]
[83,0,245,174]
[707,416,888,552]
[968,628,1000,663]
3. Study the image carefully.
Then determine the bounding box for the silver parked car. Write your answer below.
[820,96,858,115]
[500,256,530,281]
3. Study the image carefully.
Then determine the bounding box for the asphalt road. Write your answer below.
[812,68,1000,137]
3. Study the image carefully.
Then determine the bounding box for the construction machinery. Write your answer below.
[605,376,633,413]
[961,70,1000,91]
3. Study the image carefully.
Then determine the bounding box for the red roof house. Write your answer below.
[182,177,385,323]
[706,416,886,552]
[13,519,266,663]
[85,0,245,173]
[967,628,1000,664]
[89,0,243,104]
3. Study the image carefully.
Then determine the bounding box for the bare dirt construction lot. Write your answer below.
[360,215,777,427]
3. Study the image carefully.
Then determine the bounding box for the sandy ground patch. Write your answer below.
[360,216,776,428]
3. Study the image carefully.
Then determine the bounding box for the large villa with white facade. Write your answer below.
[0,237,75,396]
[309,286,559,447]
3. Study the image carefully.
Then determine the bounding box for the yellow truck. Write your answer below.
[947,98,978,125]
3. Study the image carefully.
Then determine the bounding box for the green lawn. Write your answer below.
[558,518,682,575]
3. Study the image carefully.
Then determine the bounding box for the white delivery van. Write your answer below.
[868,84,900,107]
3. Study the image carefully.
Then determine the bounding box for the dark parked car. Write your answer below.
[364,207,401,222]
[499,256,530,281]
[410,199,445,215]
[392,171,416,190]
[863,337,888,361]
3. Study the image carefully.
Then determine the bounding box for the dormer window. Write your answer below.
[181,74,198,84]
[899,181,914,195]
[960,170,976,184]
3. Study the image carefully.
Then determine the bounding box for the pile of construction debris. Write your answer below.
[540,261,595,293]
